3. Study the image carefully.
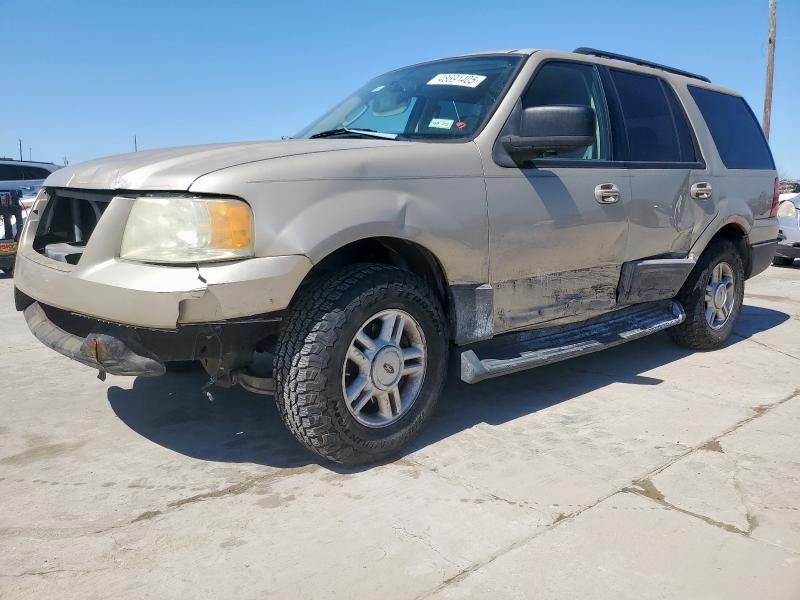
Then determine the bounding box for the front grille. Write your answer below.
[32,189,113,264]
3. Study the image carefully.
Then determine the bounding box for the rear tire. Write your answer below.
[669,238,745,350]
[772,255,794,267]
[274,264,449,465]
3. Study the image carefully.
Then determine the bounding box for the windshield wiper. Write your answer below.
[309,127,399,140]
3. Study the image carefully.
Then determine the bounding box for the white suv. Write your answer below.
[0,159,62,205]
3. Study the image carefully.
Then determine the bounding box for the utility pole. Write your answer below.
[18,139,22,161]
[762,0,777,139]
[29,147,32,161]
[134,135,138,152]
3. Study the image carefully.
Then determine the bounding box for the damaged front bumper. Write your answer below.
[13,249,311,330]
[13,189,312,391]
[22,300,281,385]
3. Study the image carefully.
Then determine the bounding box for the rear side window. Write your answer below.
[688,87,774,169]
[23,166,51,180]
[0,164,24,181]
[610,69,695,163]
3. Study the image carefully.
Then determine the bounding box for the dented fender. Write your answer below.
[189,141,490,284]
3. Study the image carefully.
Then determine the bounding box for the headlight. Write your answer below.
[120,196,253,263]
[776,201,796,218]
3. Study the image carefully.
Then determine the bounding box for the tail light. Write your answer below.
[769,177,780,217]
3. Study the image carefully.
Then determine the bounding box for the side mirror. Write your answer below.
[502,105,595,161]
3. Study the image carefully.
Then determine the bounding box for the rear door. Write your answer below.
[484,60,631,334]
[602,68,710,260]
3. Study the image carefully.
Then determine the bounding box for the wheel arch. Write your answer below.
[691,219,752,277]
[293,236,457,340]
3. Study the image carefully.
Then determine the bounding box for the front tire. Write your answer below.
[274,264,449,465]
[669,238,745,350]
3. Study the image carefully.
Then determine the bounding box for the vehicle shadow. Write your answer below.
[107,303,789,472]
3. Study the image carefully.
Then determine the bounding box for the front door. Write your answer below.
[485,60,630,334]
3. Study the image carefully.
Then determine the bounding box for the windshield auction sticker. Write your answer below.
[427,73,487,88]
[428,118,454,129]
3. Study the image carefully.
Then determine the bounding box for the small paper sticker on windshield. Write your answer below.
[428,118,454,129]
[427,73,486,88]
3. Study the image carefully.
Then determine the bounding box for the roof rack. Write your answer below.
[573,47,711,83]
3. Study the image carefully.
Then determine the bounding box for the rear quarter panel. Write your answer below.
[669,78,777,255]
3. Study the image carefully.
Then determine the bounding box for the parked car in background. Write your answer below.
[0,159,62,208]
[0,189,27,273]
[775,190,800,266]
[13,47,779,464]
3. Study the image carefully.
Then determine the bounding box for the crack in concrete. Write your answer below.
[127,465,319,525]
[3,566,109,578]
[731,332,800,362]
[0,465,321,541]
[623,478,752,536]
[414,484,625,600]
[731,449,760,537]
[392,525,461,569]
[415,387,800,599]
[401,457,538,512]
[639,388,800,483]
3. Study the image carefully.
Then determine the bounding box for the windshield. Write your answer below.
[296,55,524,141]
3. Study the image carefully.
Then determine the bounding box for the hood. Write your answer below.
[44,139,398,191]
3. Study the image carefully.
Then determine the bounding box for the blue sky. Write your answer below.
[2,0,798,176]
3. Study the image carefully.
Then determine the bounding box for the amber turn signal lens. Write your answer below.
[208,201,252,249]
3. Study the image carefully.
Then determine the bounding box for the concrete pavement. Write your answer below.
[1,264,798,599]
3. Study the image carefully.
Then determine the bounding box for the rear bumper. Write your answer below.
[23,301,281,379]
[749,240,778,278]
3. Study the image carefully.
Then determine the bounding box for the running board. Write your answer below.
[460,301,685,384]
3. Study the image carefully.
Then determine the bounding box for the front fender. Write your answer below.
[250,179,487,283]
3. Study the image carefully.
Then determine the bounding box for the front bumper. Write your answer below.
[23,300,281,379]
[0,252,14,271]
[14,250,312,329]
[775,241,800,260]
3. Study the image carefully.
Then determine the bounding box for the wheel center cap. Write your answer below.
[372,346,402,390]
[713,285,727,308]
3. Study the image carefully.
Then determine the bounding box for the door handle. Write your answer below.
[594,183,620,204]
[690,182,713,200]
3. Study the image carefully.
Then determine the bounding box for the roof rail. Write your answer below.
[0,158,57,165]
[573,47,711,83]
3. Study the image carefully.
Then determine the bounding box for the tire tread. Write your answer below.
[273,263,447,465]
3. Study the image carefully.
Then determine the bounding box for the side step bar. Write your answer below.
[460,301,685,384]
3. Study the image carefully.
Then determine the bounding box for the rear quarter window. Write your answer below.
[688,87,774,169]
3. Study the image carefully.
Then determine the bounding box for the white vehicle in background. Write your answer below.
[1,160,61,272]
[0,159,63,209]
[775,189,800,266]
